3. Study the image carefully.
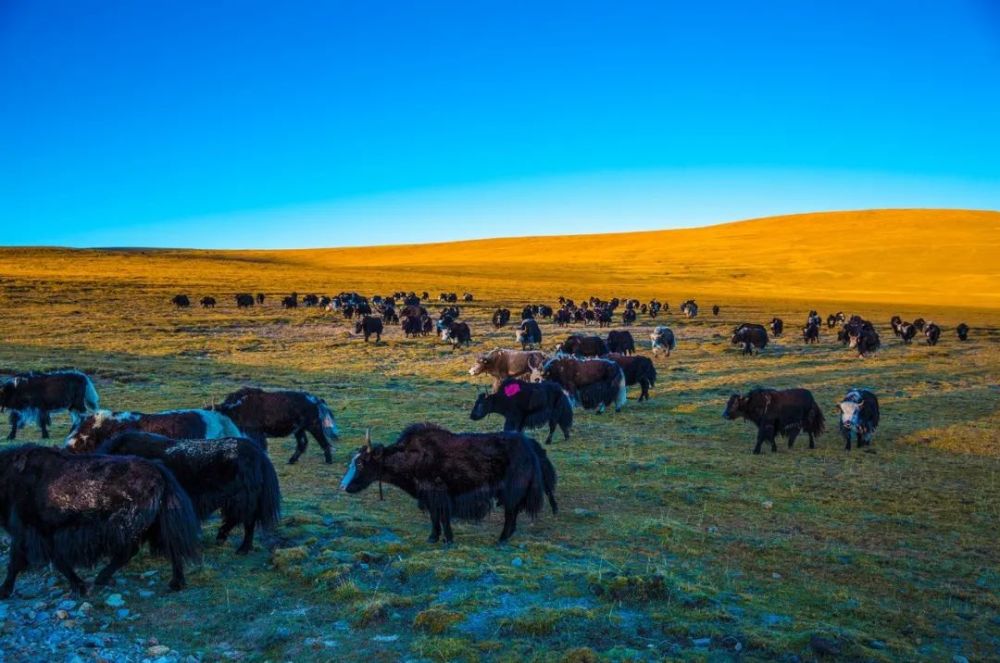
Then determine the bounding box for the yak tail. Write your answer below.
[614,369,627,411]
[316,399,340,440]
[150,462,201,564]
[256,453,282,531]
[644,363,658,388]
[555,392,574,440]
[806,401,826,436]
[537,446,558,514]
[83,376,100,411]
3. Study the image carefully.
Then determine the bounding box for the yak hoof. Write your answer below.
[324,456,333,465]
[0,586,11,600]
[169,578,186,591]
[235,546,251,556]
[287,457,299,465]
[427,534,440,544]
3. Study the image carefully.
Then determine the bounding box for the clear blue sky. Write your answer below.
[2,1,998,248]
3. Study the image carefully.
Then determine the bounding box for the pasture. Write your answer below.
[1,214,999,662]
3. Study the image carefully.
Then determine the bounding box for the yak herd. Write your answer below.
[0,291,975,598]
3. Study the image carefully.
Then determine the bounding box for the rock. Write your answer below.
[762,500,774,509]
[952,656,969,663]
[148,645,171,656]
[809,635,841,656]
[692,637,711,647]
[511,557,524,567]
[104,594,125,608]
[772,572,782,579]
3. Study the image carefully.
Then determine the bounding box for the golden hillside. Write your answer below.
[2,209,998,307]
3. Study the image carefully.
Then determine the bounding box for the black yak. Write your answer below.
[555,334,608,358]
[1,370,100,440]
[650,326,675,356]
[924,322,941,346]
[65,408,244,453]
[516,319,542,350]
[355,315,384,343]
[836,389,880,451]
[731,323,769,355]
[401,314,423,337]
[848,326,881,357]
[235,293,254,308]
[98,432,281,554]
[680,300,698,318]
[256,293,266,305]
[956,323,969,341]
[492,308,511,329]
[470,379,573,444]
[530,357,626,413]
[723,388,825,454]
[770,317,784,337]
[440,320,472,348]
[606,330,635,355]
[898,322,917,344]
[171,294,190,308]
[621,308,636,326]
[605,353,657,402]
[200,296,217,308]
[339,426,557,544]
[803,321,820,344]
[210,387,339,464]
[0,445,200,596]
[712,304,720,316]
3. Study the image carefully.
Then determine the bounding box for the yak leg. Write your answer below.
[753,427,769,454]
[38,410,50,438]
[786,426,800,449]
[498,508,519,543]
[427,510,441,544]
[640,379,649,402]
[545,418,556,445]
[95,543,140,587]
[49,549,88,596]
[167,550,187,591]
[236,519,256,555]
[6,411,19,440]
[0,540,28,598]
[843,431,852,451]
[308,423,334,464]
[288,431,309,464]
[216,513,238,543]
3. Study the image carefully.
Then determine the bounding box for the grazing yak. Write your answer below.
[956,323,969,341]
[731,323,769,355]
[621,308,637,326]
[65,408,244,453]
[171,294,191,308]
[836,389,880,450]
[605,353,656,402]
[898,322,917,344]
[556,334,608,358]
[924,322,941,345]
[210,387,339,464]
[0,445,200,596]
[355,315,384,343]
[847,324,881,357]
[680,300,698,318]
[516,319,543,350]
[723,388,825,454]
[492,308,511,329]
[531,357,626,413]
[282,294,298,309]
[554,308,571,326]
[606,330,635,355]
[912,318,926,332]
[806,310,822,328]
[235,293,254,308]
[401,314,423,337]
[827,314,839,328]
[200,296,217,308]
[803,321,820,344]
[440,320,472,348]
[470,379,573,444]
[98,432,281,554]
[650,326,676,356]
[1,370,100,440]
[712,305,720,316]
[256,293,266,305]
[339,426,557,544]
[890,315,903,337]
[468,349,548,392]
[770,318,784,337]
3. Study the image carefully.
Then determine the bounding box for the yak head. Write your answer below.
[64,410,119,452]
[0,378,19,410]
[837,393,865,430]
[722,394,746,420]
[469,389,496,421]
[848,333,861,349]
[339,429,384,493]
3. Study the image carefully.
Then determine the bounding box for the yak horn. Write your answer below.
[364,427,372,449]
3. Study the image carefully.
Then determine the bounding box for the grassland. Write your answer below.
[0,209,998,662]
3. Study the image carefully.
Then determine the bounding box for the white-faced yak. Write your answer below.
[339,426,557,544]
[650,326,675,356]
[836,389,880,451]
[210,387,339,464]
[530,357,626,413]
[723,388,825,454]
[97,432,281,554]
[470,379,573,444]
[65,409,245,453]
[516,318,543,350]
[1,370,99,440]
[0,445,200,596]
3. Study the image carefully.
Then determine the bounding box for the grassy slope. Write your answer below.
[0,209,998,662]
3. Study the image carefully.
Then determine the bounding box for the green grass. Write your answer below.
[0,268,998,662]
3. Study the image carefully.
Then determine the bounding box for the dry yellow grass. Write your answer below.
[3,208,998,308]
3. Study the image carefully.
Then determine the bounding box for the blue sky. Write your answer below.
[1,1,998,248]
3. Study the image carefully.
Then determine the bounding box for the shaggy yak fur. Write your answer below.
[98,432,281,554]
[0,445,200,596]
[470,378,573,444]
[605,353,657,402]
[65,409,245,453]
[468,349,548,392]
[606,330,636,355]
[532,357,626,413]
[210,387,339,464]
[723,388,826,454]
[555,335,608,358]
[339,425,557,544]
[836,389,880,451]
[1,370,99,440]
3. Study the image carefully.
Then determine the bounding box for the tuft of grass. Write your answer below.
[413,608,466,634]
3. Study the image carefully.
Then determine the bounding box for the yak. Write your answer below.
[924,322,941,346]
[65,408,244,453]
[803,321,820,344]
[492,308,511,329]
[606,330,635,355]
[200,296,217,308]
[956,323,969,341]
[836,389,880,451]
[530,357,626,413]
[556,334,608,358]
[621,308,637,326]
[355,316,384,343]
[210,387,339,464]
[440,320,472,348]
[732,323,769,355]
[339,426,557,544]
[98,432,281,554]
[516,319,542,350]
[470,379,573,444]
[680,300,698,318]
[712,304,720,316]
[890,315,903,337]
[650,326,676,357]
[171,294,191,308]
[0,445,200,596]
[235,293,254,308]
[401,314,423,337]
[723,388,825,454]
[605,353,656,402]
[1,370,100,440]
[848,326,881,357]
[468,349,548,392]
[770,317,784,337]
[898,322,917,344]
